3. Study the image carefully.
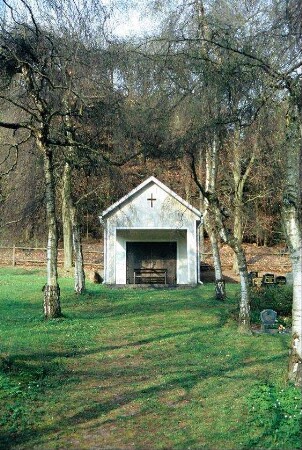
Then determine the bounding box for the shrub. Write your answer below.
[245,383,302,449]
[250,285,293,317]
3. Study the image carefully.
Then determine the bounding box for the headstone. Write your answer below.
[260,309,277,333]
[249,271,259,278]
[262,273,275,286]
[252,277,262,288]
[248,271,258,286]
[275,276,286,285]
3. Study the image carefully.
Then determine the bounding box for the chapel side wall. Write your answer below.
[103,221,108,282]
[105,220,116,284]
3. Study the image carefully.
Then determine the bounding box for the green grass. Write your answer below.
[0,268,301,450]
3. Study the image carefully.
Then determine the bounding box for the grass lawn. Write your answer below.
[0,268,301,450]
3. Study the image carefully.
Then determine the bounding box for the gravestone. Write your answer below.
[249,271,258,278]
[260,309,277,333]
[262,273,275,286]
[275,276,286,285]
[248,271,258,286]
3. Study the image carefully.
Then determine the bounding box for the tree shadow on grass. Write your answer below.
[1,321,225,367]
[66,289,234,322]
[0,342,288,450]
[0,285,290,449]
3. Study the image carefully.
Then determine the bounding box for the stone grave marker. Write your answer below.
[262,273,275,286]
[248,271,258,286]
[275,276,287,285]
[260,309,277,333]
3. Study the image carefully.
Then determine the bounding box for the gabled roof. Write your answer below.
[100,176,202,219]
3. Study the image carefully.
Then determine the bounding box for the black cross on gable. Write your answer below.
[147,193,156,207]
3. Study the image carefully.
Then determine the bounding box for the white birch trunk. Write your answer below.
[235,244,251,332]
[232,130,256,273]
[191,151,251,331]
[288,243,302,386]
[62,162,73,270]
[62,107,85,292]
[283,107,302,386]
[209,227,223,279]
[42,147,61,318]
[204,136,225,298]
[198,149,205,261]
[71,206,86,294]
[218,222,251,332]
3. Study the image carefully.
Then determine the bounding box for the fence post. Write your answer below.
[12,245,16,266]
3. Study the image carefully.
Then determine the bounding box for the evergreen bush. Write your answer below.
[250,285,293,317]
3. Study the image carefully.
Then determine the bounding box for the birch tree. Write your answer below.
[203,135,225,298]
[168,0,302,380]
[0,0,111,313]
[195,0,302,385]
[189,151,251,332]
[282,99,302,386]
[228,0,302,386]
[229,127,257,273]
[0,22,63,317]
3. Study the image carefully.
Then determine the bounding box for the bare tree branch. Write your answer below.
[0,120,32,130]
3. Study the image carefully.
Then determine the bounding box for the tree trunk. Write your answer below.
[232,129,256,273]
[214,209,250,328]
[191,153,251,331]
[283,104,302,386]
[71,206,86,294]
[204,136,225,298]
[61,105,85,293]
[62,162,73,270]
[206,215,225,299]
[223,230,251,333]
[232,198,243,273]
[235,245,251,333]
[198,150,206,261]
[42,148,61,318]
[287,252,302,386]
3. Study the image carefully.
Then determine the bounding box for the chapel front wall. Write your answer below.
[103,182,201,285]
[107,184,198,230]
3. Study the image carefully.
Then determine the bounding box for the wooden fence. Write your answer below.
[200,248,291,272]
[0,245,104,268]
[0,245,291,272]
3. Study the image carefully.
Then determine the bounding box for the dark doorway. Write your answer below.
[126,242,177,284]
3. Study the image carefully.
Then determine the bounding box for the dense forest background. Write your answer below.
[0,0,295,249]
[0,130,287,248]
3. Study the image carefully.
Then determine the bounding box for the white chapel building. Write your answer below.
[100,176,202,285]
